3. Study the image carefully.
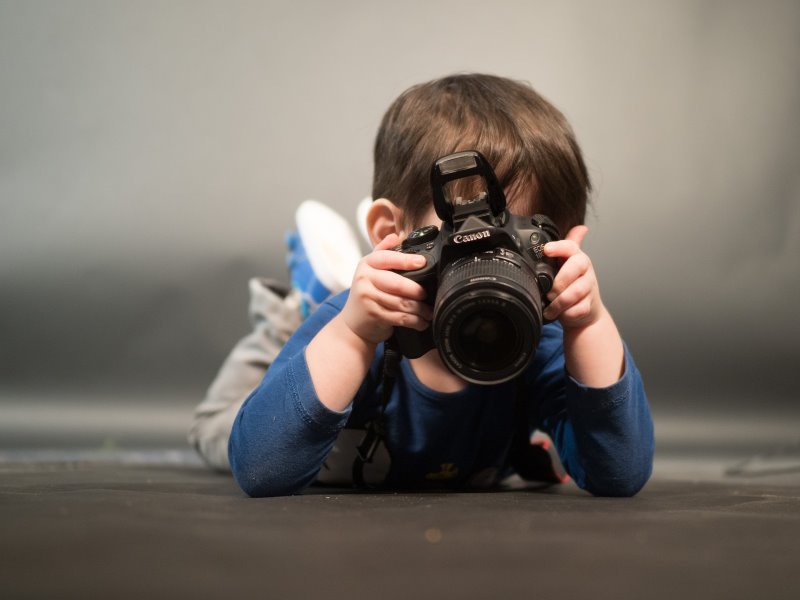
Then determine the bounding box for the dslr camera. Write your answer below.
[392,150,561,385]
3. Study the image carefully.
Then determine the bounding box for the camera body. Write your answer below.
[392,150,561,385]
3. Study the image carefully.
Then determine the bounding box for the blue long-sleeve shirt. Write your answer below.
[229,291,654,497]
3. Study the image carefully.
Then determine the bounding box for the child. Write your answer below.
[226,73,654,497]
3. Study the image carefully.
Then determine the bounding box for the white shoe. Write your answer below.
[356,196,373,245]
[286,199,362,317]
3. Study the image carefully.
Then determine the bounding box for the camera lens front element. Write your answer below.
[454,306,521,372]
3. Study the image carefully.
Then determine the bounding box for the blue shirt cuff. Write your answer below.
[564,343,635,416]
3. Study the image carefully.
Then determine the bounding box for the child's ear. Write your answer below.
[366,198,405,247]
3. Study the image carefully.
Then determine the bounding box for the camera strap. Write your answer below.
[352,337,400,489]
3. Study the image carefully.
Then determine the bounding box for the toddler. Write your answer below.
[206,73,654,497]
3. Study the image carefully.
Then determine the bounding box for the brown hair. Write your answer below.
[372,73,590,234]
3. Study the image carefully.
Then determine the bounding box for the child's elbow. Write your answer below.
[229,448,269,497]
[234,473,291,498]
[588,472,650,497]
[585,457,653,498]
[228,435,307,498]
[229,453,304,498]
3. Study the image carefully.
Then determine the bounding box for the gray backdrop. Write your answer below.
[1,1,798,422]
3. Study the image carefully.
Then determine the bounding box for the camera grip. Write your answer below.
[392,325,435,359]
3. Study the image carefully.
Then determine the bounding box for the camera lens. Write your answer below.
[455,308,519,372]
[433,249,543,384]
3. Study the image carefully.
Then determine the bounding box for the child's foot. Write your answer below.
[286,199,362,318]
[514,431,569,484]
[356,196,373,245]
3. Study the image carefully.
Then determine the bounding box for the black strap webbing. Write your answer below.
[352,338,400,488]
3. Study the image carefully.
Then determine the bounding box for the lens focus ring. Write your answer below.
[437,252,540,307]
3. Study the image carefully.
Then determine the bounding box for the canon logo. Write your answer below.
[453,230,490,244]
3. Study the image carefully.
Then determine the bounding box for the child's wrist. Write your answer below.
[331,314,380,356]
[306,315,378,412]
[562,305,625,388]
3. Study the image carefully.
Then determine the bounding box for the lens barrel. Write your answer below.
[433,250,543,384]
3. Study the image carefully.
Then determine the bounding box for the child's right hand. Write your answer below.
[340,233,433,345]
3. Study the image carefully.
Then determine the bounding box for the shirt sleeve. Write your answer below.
[533,325,655,497]
[227,294,353,497]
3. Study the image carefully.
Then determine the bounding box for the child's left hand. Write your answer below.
[542,225,606,330]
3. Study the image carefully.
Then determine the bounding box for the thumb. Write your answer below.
[565,225,589,247]
[375,232,401,251]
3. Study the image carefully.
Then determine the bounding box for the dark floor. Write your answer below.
[1,400,799,599]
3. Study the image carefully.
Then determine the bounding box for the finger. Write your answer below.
[361,298,431,332]
[543,239,582,259]
[365,248,427,272]
[544,277,592,319]
[564,225,589,247]
[548,253,592,298]
[371,269,428,300]
[388,312,431,332]
[368,287,432,320]
[374,233,402,251]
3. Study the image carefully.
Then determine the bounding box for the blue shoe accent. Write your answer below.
[285,230,332,319]
[285,199,363,319]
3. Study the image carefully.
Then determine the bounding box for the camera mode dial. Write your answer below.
[402,225,439,249]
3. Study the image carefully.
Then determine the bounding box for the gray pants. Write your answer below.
[187,279,389,483]
[188,279,302,472]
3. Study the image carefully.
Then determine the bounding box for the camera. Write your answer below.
[392,150,561,385]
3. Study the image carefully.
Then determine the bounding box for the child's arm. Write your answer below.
[228,234,431,497]
[543,226,624,388]
[305,233,431,411]
[538,226,654,496]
